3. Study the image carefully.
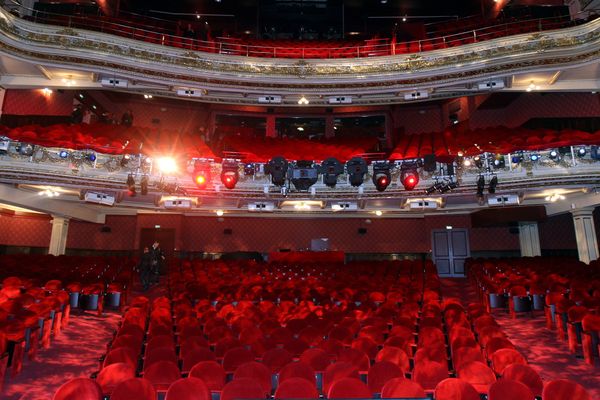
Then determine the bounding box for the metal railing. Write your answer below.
[8,5,599,59]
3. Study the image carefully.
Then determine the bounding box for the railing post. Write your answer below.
[418,40,422,52]
[473,30,477,42]
[219,42,222,54]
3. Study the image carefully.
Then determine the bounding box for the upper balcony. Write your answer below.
[0,5,598,106]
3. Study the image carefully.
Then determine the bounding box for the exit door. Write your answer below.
[432,229,470,277]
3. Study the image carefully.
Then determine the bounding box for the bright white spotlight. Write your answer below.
[375,210,383,216]
[157,157,177,174]
[216,210,224,216]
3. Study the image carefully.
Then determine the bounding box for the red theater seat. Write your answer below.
[110,378,156,400]
[233,361,272,396]
[456,361,497,394]
[143,360,181,392]
[542,379,591,400]
[165,378,211,400]
[488,379,533,400]
[274,377,319,399]
[53,378,103,400]
[221,378,265,400]
[278,361,317,386]
[96,362,136,396]
[434,378,480,400]
[381,377,426,398]
[328,377,372,399]
[189,361,226,391]
[367,361,404,395]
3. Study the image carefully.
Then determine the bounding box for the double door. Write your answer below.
[432,229,470,277]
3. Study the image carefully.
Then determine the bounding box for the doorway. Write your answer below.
[431,228,470,277]
[139,228,176,258]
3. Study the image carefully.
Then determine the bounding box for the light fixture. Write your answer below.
[58,150,69,159]
[297,126,304,131]
[320,157,344,188]
[38,189,60,197]
[346,157,368,187]
[157,157,177,174]
[463,159,472,167]
[530,154,540,162]
[545,193,566,202]
[266,156,289,186]
[488,175,498,194]
[243,163,255,176]
[298,96,309,105]
[474,156,483,169]
[493,154,505,169]
[41,88,53,96]
[220,161,239,189]
[140,175,149,195]
[446,225,453,230]
[144,94,153,99]
[87,153,96,162]
[577,147,586,157]
[526,81,539,92]
[511,153,523,164]
[290,160,319,191]
[372,162,392,192]
[294,202,311,210]
[400,163,419,191]
[193,160,211,189]
[216,210,224,216]
[549,150,559,160]
[402,16,407,22]
[126,174,136,196]
[62,76,76,86]
[375,210,383,216]
[476,175,485,198]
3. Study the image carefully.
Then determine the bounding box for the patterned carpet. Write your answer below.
[440,278,600,399]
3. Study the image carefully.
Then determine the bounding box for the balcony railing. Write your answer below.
[17,7,595,59]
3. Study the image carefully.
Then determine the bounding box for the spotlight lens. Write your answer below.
[531,154,539,161]
[157,157,177,174]
[195,175,206,185]
[59,151,68,159]
[550,151,557,157]
[88,154,96,162]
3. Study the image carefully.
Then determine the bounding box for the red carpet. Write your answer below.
[2,310,121,400]
[440,278,600,399]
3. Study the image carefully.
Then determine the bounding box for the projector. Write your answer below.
[328,96,352,104]
[84,192,115,206]
[258,95,282,104]
[248,202,275,212]
[163,199,193,209]
[100,78,129,88]
[408,200,439,209]
[403,91,429,101]
[331,202,358,211]
[477,80,505,90]
[176,89,202,98]
[488,194,520,206]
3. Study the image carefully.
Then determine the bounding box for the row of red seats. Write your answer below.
[221,136,379,163]
[389,127,600,160]
[1,123,216,158]
[468,257,600,366]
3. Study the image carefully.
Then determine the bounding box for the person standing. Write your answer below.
[138,246,153,291]
[150,241,165,284]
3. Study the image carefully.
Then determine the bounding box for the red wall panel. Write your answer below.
[0,213,52,247]
[66,215,137,250]
[2,89,74,116]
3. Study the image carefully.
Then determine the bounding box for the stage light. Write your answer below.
[140,175,149,195]
[400,165,419,191]
[476,175,485,198]
[126,174,136,196]
[439,180,458,193]
[549,150,558,160]
[474,156,483,169]
[530,154,540,162]
[463,159,472,167]
[577,147,586,157]
[157,157,177,174]
[320,157,344,188]
[243,163,255,176]
[17,143,34,156]
[87,153,97,162]
[59,150,69,159]
[493,155,505,169]
[216,209,224,216]
[41,87,53,96]
[298,96,309,105]
[220,161,239,189]
[266,156,289,186]
[372,162,392,192]
[488,175,498,194]
[289,160,318,191]
[375,210,383,216]
[120,154,130,167]
[511,154,523,164]
[346,157,368,187]
[193,161,211,189]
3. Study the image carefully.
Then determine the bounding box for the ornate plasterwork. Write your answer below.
[0,7,598,90]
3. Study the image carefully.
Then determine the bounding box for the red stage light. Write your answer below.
[401,170,419,191]
[194,173,208,188]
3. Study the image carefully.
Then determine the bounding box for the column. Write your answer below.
[571,207,599,264]
[48,216,69,256]
[519,222,541,257]
[325,115,335,139]
[266,115,277,138]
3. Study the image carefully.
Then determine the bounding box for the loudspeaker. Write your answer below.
[423,154,436,172]
[223,228,233,235]
[358,228,367,235]
[100,226,111,233]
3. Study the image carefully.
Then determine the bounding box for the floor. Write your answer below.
[440,278,600,399]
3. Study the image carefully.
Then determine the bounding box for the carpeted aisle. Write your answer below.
[2,310,121,400]
[440,278,600,399]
